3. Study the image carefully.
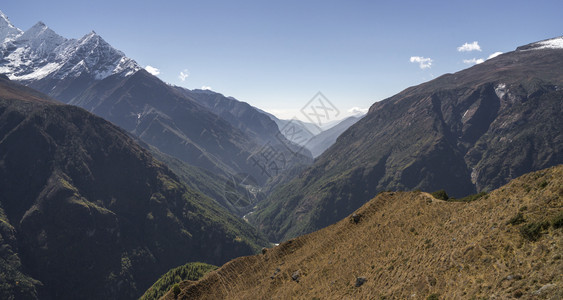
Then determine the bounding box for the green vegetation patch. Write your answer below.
[507,213,526,225]
[431,190,449,201]
[519,221,550,241]
[508,209,562,241]
[427,293,440,300]
[551,211,563,229]
[140,262,217,300]
[433,190,488,202]
[453,191,488,202]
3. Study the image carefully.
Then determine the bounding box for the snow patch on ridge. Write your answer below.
[495,83,507,99]
[520,37,563,51]
[532,37,563,50]
[8,62,61,80]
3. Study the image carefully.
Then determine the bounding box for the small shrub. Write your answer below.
[431,190,449,200]
[538,181,548,189]
[520,221,549,241]
[507,213,525,225]
[456,191,487,202]
[427,293,440,300]
[551,211,563,229]
[172,284,181,297]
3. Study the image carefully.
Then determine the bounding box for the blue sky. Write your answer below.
[2,1,562,120]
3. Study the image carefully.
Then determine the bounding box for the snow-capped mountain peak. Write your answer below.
[18,21,51,41]
[56,31,141,80]
[0,10,23,43]
[0,12,141,83]
[15,21,67,55]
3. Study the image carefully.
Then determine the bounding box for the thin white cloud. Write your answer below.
[457,41,482,52]
[201,85,212,90]
[145,65,160,76]
[463,58,485,65]
[347,107,368,115]
[487,51,503,59]
[178,69,189,81]
[410,56,433,69]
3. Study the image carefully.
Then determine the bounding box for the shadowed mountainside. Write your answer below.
[0,77,268,299]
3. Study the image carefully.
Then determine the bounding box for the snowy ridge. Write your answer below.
[519,36,563,51]
[0,11,141,82]
[0,10,22,43]
[15,22,67,55]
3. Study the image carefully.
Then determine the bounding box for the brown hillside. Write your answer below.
[165,165,563,299]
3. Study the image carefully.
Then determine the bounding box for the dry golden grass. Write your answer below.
[164,165,562,299]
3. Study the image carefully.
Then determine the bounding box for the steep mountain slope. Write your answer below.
[69,69,266,179]
[173,88,314,194]
[0,77,268,299]
[166,166,563,299]
[306,115,363,157]
[149,147,266,217]
[251,37,563,241]
[184,89,281,144]
[178,88,311,157]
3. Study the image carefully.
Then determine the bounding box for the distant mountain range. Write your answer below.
[0,20,139,84]
[0,76,268,299]
[306,115,363,158]
[250,37,563,241]
[259,109,364,157]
